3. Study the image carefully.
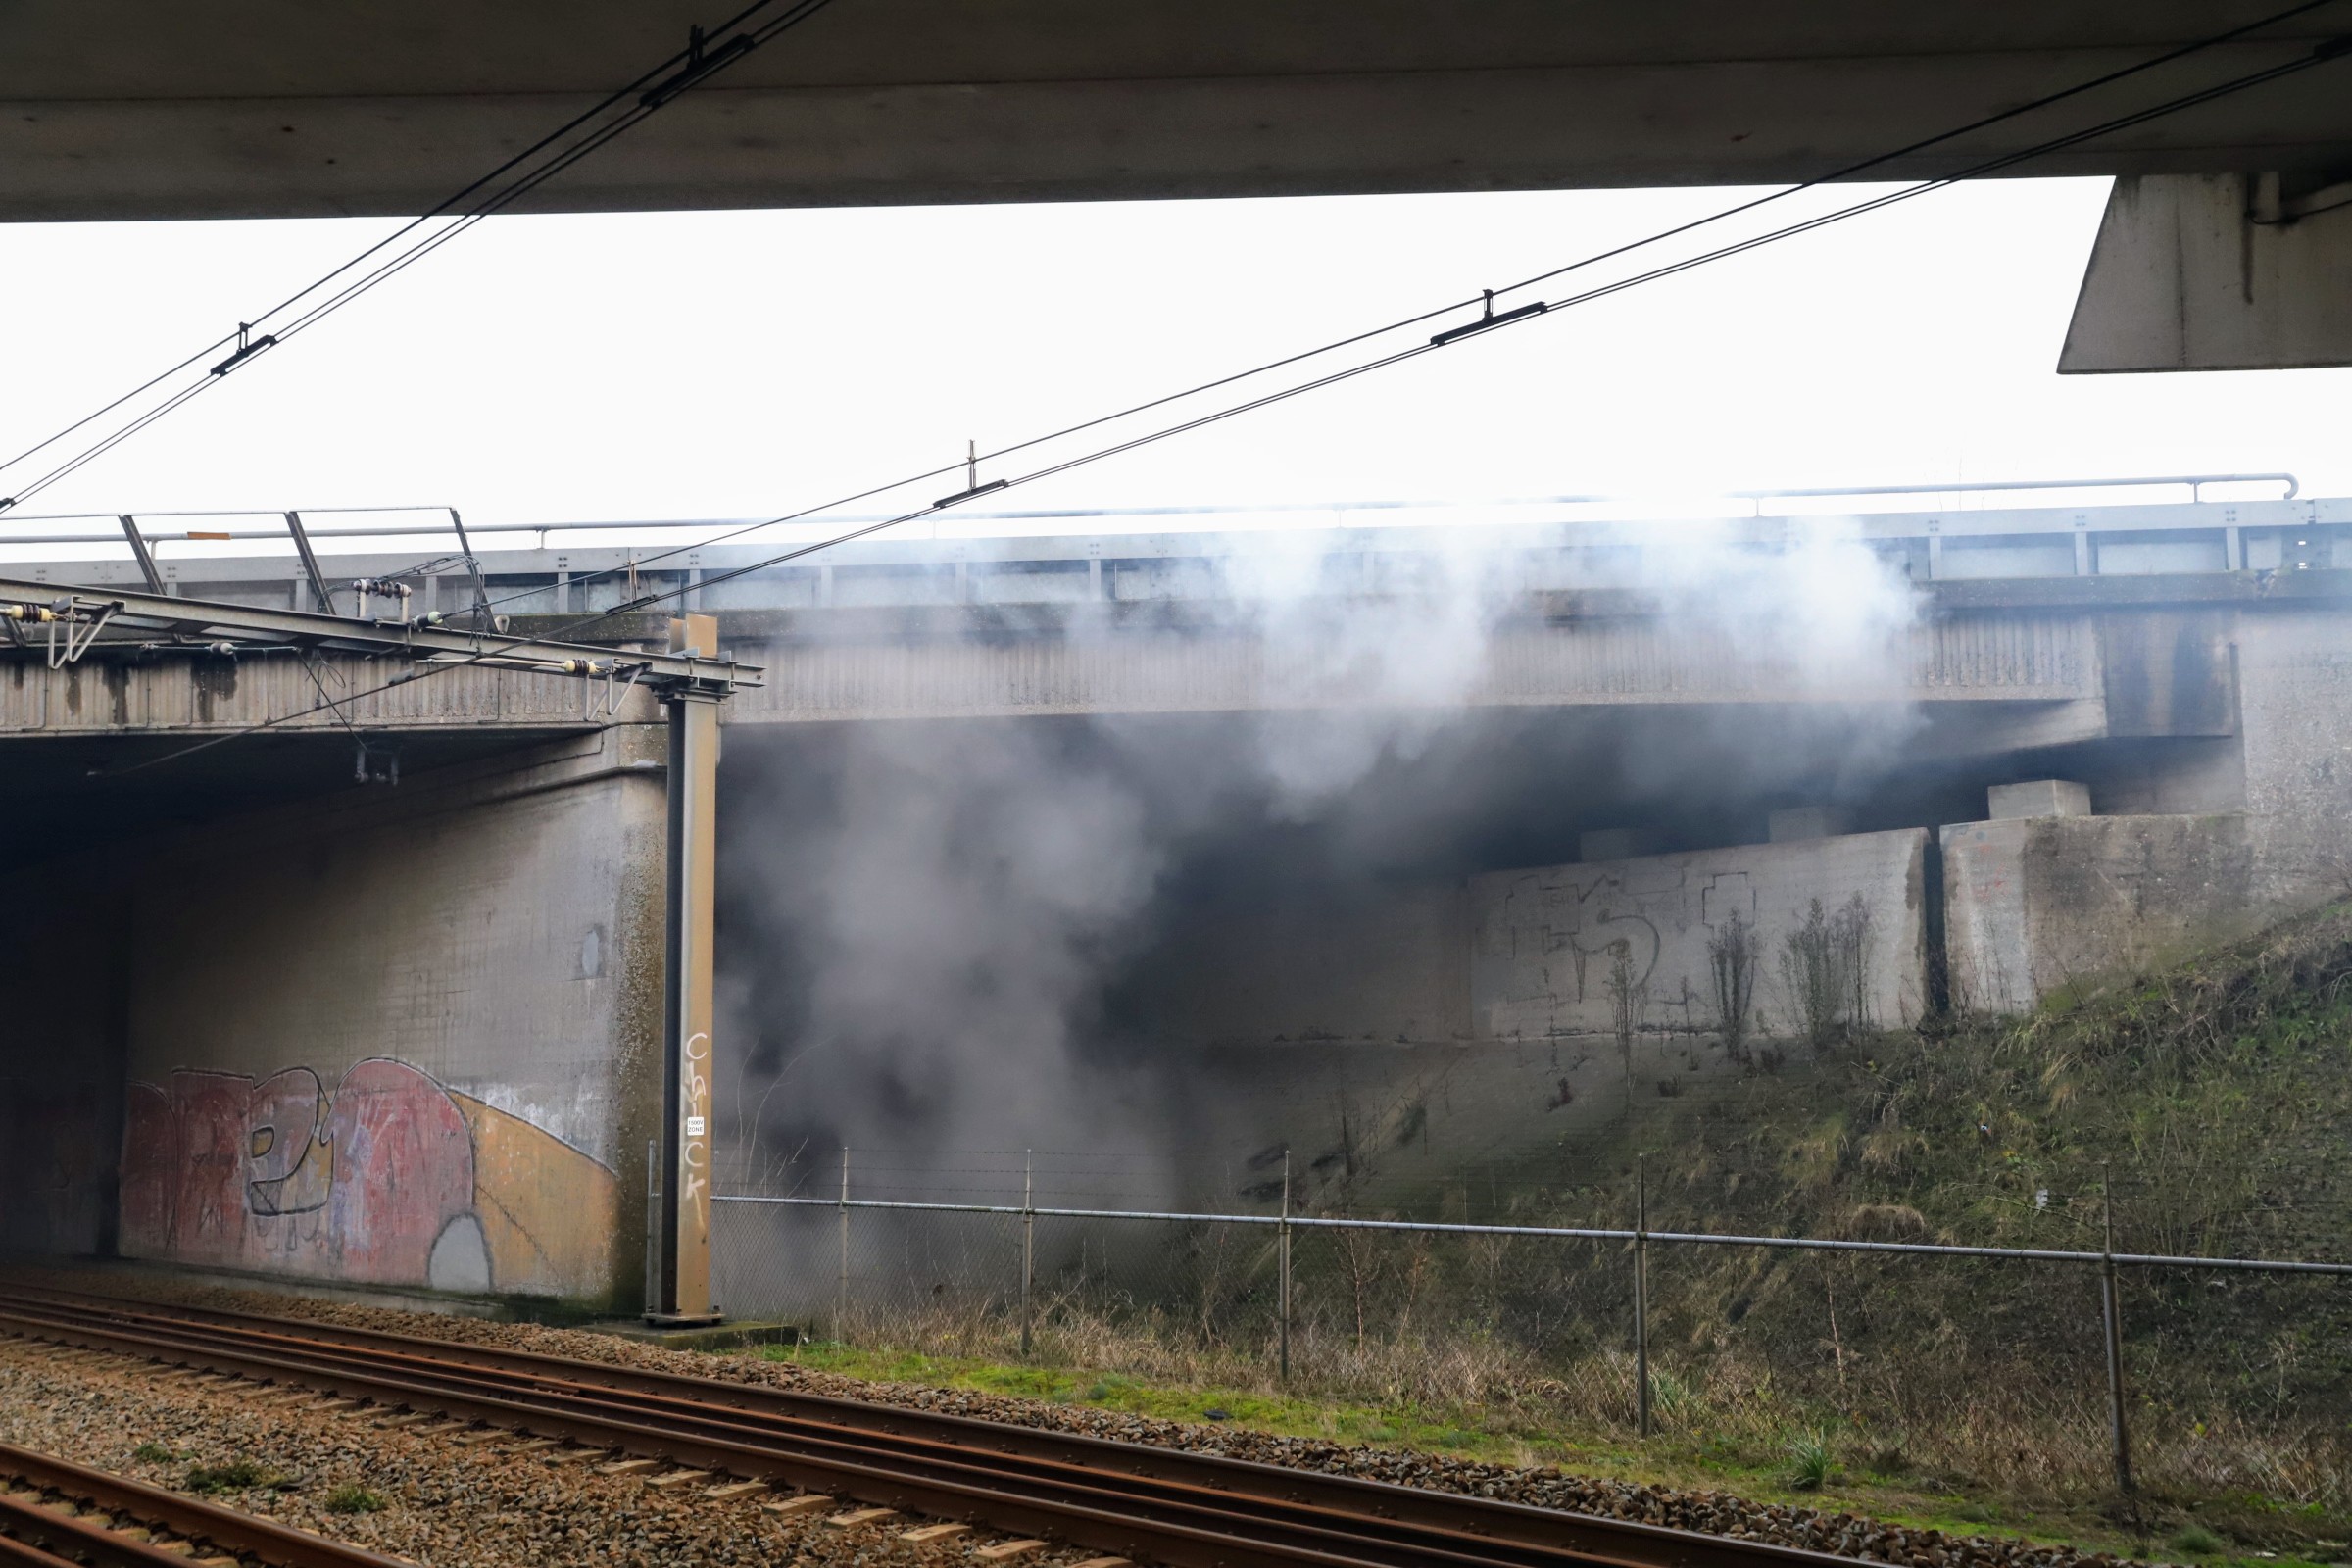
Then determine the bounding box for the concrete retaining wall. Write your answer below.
[11,729,672,1309]
[1942,814,2258,1013]
[1470,831,1933,1040]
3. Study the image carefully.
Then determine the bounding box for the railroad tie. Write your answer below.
[760,1494,834,1517]
[452,1430,507,1447]
[899,1523,971,1544]
[540,1448,608,1467]
[822,1507,899,1530]
[974,1542,1048,1562]
[703,1481,768,1500]
[1070,1559,1134,1567]
[597,1458,662,1477]
[641,1470,710,1490]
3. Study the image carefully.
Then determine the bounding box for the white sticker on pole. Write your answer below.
[685,1116,706,1137]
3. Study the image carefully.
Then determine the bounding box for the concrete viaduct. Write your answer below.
[9,486,2352,1314]
[4,3,2350,367]
[7,4,2352,1317]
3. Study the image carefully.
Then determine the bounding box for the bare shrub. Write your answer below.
[1777,894,1874,1051]
[1707,911,1761,1063]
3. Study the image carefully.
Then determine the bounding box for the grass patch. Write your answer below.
[324,1484,387,1516]
[185,1459,269,1494]
[2168,1524,2222,1556]
[130,1443,174,1465]
[1786,1431,1835,1492]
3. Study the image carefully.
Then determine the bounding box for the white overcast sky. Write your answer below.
[0,175,2345,539]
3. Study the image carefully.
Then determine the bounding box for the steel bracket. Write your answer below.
[46,599,118,667]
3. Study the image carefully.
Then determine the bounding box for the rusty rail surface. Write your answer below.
[0,1434,409,1568]
[0,1286,1877,1568]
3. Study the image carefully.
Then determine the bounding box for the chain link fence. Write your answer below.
[710,1148,2352,1504]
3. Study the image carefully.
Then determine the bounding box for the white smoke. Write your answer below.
[716,517,1924,1195]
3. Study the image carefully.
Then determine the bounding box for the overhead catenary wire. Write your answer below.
[7,0,2339,542]
[445,0,2352,623]
[609,28,2352,617]
[0,0,843,514]
[87,21,2352,782]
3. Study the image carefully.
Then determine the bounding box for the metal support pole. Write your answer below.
[1279,1150,1293,1382]
[837,1146,852,1341]
[1635,1154,1652,1438]
[283,512,335,612]
[2101,1169,2135,1494]
[118,515,166,595]
[649,612,723,1325]
[643,1139,660,1315]
[1020,1151,1036,1358]
[448,508,495,629]
[283,512,335,614]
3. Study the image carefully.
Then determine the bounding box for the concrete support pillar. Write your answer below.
[651,613,722,1325]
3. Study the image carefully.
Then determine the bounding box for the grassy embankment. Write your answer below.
[736,904,2352,1565]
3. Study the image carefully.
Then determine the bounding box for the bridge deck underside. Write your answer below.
[3,3,2349,220]
[0,610,2094,738]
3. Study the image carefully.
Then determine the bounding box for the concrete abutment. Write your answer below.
[1,726,672,1313]
[17,588,2352,1307]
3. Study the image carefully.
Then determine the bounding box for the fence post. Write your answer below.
[643,1140,661,1317]
[2100,1167,2134,1494]
[1279,1150,1293,1382]
[837,1146,851,1343]
[1635,1153,1652,1439]
[1020,1150,1036,1359]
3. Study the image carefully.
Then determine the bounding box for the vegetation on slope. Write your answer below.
[769,902,2352,1562]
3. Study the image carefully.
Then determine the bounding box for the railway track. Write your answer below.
[0,1285,1874,1568]
[0,1433,409,1568]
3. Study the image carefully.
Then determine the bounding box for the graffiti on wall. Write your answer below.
[119,1058,617,1298]
[1470,836,1928,1040]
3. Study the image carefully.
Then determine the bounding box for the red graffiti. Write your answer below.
[120,1059,476,1288]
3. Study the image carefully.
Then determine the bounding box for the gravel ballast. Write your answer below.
[5,1269,2135,1568]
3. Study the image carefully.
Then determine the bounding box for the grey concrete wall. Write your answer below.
[2235,609,2352,910]
[1941,814,2257,1014]
[0,890,122,1257]
[1470,831,1933,1040]
[99,729,669,1308]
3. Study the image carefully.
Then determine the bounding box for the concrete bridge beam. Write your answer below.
[2062,172,2352,371]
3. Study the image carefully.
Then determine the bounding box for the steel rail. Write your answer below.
[0,1299,1656,1568]
[0,1288,1875,1568]
[10,1287,1822,1568]
[0,1299,1475,1568]
[0,1437,407,1568]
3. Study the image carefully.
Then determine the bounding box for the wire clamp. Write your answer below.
[642,24,758,108]
[1431,289,1547,347]
[210,321,279,376]
[932,478,1008,510]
